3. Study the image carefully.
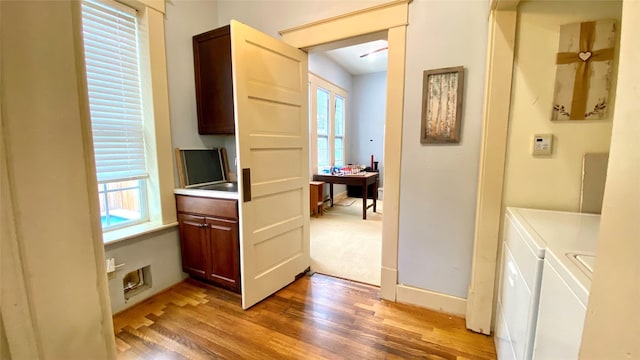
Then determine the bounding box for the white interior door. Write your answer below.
[230,20,310,309]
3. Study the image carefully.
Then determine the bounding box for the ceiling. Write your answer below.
[322,39,388,75]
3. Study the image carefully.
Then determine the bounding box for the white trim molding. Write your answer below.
[139,5,178,226]
[466,4,519,334]
[119,0,165,14]
[380,267,399,300]
[490,0,519,11]
[279,0,410,50]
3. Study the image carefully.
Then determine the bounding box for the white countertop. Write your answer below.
[506,207,601,305]
[506,207,550,257]
[174,187,239,200]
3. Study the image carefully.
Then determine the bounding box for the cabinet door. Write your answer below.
[193,25,235,134]
[178,213,207,278]
[206,217,240,292]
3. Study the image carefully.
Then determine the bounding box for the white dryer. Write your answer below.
[494,207,547,360]
[494,208,600,360]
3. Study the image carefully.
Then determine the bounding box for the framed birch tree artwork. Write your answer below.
[552,19,616,120]
[420,66,464,144]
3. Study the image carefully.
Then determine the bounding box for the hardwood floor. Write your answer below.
[113,274,496,359]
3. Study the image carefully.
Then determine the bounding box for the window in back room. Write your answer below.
[309,73,347,174]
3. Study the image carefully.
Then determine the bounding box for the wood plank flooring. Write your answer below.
[113,274,496,359]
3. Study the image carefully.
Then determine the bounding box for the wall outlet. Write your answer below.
[106,258,116,273]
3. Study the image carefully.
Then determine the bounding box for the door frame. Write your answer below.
[281,0,522,333]
[465,0,520,334]
[280,0,409,301]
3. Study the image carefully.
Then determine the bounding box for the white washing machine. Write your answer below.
[532,220,599,359]
[494,208,600,360]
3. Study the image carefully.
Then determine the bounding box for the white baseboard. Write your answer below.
[396,284,467,318]
[465,287,492,335]
[321,191,348,208]
[380,267,397,301]
[334,191,348,201]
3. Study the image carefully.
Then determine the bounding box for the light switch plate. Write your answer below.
[532,134,553,156]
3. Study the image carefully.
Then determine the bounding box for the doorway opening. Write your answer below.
[280,0,409,302]
[307,34,388,286]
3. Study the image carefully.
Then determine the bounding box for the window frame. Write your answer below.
[97,179,148,230]
[78,0,177,243]
[309,73,348,174]
[81,0,150,231]
[333,94,346,168]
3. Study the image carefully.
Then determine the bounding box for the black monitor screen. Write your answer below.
[180,149,225,187]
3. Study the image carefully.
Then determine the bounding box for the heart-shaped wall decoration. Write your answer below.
[578,51,592,61]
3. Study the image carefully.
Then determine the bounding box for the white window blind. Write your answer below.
[82,0,147,183]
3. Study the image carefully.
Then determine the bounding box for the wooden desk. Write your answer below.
[312,172,378,220]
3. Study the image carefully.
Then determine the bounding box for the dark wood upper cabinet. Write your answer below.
[193,25,235,135]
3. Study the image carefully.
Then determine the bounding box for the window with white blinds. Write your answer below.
[82,0,146,183]
[82,0,148,230]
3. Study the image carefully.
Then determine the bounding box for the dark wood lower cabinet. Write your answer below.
[177,213,208,278]
[176,195,240,293]
[205,217,239,290]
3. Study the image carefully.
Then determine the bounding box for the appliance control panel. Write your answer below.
[532,134,553,156]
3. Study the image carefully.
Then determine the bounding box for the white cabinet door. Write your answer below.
[230,20,310,309]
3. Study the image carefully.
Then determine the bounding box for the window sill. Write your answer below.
[103,221,178,246]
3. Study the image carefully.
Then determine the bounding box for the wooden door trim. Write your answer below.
[279,0,410,50]
[279,0,521,330]
[465,5,519,334]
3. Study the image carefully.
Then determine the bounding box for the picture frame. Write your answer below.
[420,66,464,144]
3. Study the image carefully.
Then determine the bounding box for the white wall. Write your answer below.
[164,0,233,183]
[350,71,386,184]
[398,0,488,299]
[104,229,185,313]
[502,1,621,212]
[580,0,640,357]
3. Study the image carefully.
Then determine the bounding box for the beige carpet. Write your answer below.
[310,197,382,286]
